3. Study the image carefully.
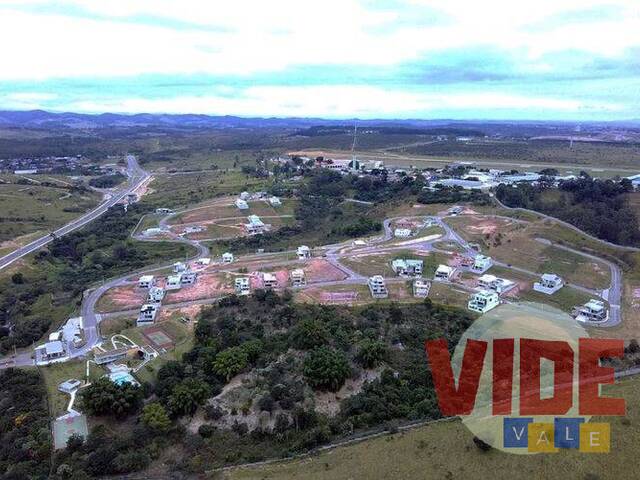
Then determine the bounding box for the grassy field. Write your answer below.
[0,176,100,242]
[226,375,640,480]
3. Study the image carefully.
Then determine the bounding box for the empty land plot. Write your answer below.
[164,272,233,303]
[304,259,348,283]
[0,179,99,241]
[96,285,146,313]
[228,375,640,480]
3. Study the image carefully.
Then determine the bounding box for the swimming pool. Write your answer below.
[108,372,139,386]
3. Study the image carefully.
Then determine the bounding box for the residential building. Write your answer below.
[263,273,278,289]
[245,215,266,235]
[235,277,251,295]
[36,340,67,364]
[222,252,234,263]
[196,257,211,266]
[148,286,165,303]
[297,245,311,260]
[166,274,182,290]
[477,274,515,294]
[155,208,173,214]
[533,274,564,295]
[391,259,423,277]
[137,304,158,326]
[183,225,204,234]
[173,261,186,273]
[394,228,412,238]
[471,255,493,274]
[269,196,282,207]
[236,198,249,210]
[138,275,155,288]
[240,191,250,200]
[413,278,431,298]
[58,379,82,394]
[94,347,129,365]
[434,264,455,281]
[468,290,500,313]
[61,317,84,348]
[368,275,389,299]
[574,299,608,323]
[290,268,306,287]
[180,271,197,285]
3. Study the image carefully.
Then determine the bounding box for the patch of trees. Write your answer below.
[418,186,491,205]
[0,369,51,479]
[496,176,640,246]
[88,173,126,188]
[144,293,475,473]
[80,378,144,418]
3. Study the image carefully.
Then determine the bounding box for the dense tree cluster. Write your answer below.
[0,369,50,480]
[496,176,640,246]
[88,173,126,188]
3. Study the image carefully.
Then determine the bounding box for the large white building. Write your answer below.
[148,286,165,303]
[263,272,278,289]
[222,252,234,263]
[290,268,306,287]
[391,259,423,277]
[468,290,500,314]
[574,299,608,323]
[533,274,564,295]
[269,196,282,207]
[477,274,515,294]
[235,277,250,295]
[138,275,155,288]
[245,215,266,235]
[236,198,249,210]
[137,304,158,326]
[434,264,455,281]
[166,274,182,290]
[413,278,431,298]
[297,245,311,260]
[470,255,493,274]
[368,275,389,299]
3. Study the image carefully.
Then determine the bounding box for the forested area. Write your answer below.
[87,173,126,189]
[0,369,51,480]
[496,175,640,246]
[0,205,193,353]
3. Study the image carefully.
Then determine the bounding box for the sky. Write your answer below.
[0,0,639,120]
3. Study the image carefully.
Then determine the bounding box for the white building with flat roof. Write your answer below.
[236,198,249,210]
[180,271,197,285]
[468,290,500,313]
[173,262,186,273]
[471,255,493,274]
[245,215,266,235]
[235,277,250,295]
[297,245,311,260]
[368,275,389,299]
[394,228,412,238]
[137,304,158,326]
[148,286,165,303]
[222,252,234,263]
[166,274,182,290]
[434,264,455,281]
[269,196,282,207]
[413,278,431,298]
[391,259,423,277]
[534,274,564,295]
[574,299,608,323]
[477,274,515,294]
[290,268,306,287]
[263,272,278,289]
[138,275,155,288]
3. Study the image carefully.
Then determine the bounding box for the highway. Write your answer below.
[0,155,149,271]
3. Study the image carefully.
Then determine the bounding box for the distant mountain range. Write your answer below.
[0,109,638,131]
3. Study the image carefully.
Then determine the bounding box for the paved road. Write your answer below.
[0,155,150,271]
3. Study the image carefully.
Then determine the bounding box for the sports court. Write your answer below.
[142,326,174,349]
[53,412,88,450]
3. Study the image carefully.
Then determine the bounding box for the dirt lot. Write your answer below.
[165,272,233,303]
[96,285,146,313]
[304,259,348,283]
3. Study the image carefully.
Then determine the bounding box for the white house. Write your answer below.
[574,299,608,323]
[240,191,250,200]
[413,278,431,298]
[434,265,455,281]
[148,286,165,303]
[263,272,278,289]
[137,304,158,326]
[173,262,187,273]
[477,274,515,294]
[58,379,82,394]
[138,275,155,288]
[468,290,500,314]
[470,255,493,274]
[180,271,197,285]
[368,275,389,299]
[290,268,306,287]
[394,228,412,238]
[196,257,211,266]
[35,340,67,365]
[269,196,282,207]
[235,277,251,295]
[297,245,311,260]
[183,226,204,234]
[222,252,234,263]
[534,274,564,295]
[391,259,423,277]
[166,274,182,290]
[155,207,173,214]
[236,198,249,210]
[245,215,266,235]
